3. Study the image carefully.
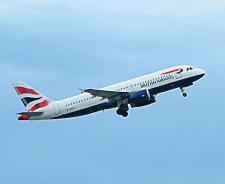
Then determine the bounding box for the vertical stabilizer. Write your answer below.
[13,81,52,112]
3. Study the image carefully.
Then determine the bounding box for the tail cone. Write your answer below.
[18,114,30,120]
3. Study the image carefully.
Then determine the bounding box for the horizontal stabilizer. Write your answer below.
[17,111,44,116]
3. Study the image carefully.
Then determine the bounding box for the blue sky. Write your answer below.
[0,0,225,183]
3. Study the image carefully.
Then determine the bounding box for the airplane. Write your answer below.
[13,65,205,121]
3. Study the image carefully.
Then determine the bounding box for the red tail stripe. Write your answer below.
[161,69,180,75]
[29,100,49,112]
[15,87,39,95]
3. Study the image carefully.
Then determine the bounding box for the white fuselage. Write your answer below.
[31,65,205,120]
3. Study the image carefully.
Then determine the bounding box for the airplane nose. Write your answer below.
[198,69,205,78]
[200,69,205,75]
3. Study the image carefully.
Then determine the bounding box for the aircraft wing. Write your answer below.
[84,89,129,100]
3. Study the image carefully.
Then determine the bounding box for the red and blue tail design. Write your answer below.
[13,81,51,112]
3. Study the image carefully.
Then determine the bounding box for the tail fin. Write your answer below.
[13,81,52,112]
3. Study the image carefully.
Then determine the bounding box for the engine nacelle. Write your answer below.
[128,89,156,108]
[128,89,149,103]
[130,99,155,108]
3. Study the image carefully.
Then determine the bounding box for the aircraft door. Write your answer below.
[53,103,61,115]
[175,73,182,79]
[175,68,183,79]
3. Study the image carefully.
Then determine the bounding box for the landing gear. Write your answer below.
[122,111,128,117]
[183,93,187,97]
[116,109,123,115]
[180,87,187,97]
[116,100,129,118]
[116,109,129,118]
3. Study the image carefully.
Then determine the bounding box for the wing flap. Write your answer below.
[84,89,129,100]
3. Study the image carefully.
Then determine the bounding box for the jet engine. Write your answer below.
[128,89,156,108]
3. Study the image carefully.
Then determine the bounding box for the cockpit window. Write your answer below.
[187,67,194,71]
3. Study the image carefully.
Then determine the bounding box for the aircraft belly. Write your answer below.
[149,74,201,95]
[52,102,115,119]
